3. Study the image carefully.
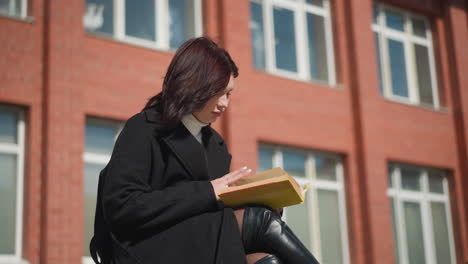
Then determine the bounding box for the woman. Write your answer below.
[90,37,319,264]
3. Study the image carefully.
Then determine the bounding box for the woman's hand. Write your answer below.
[211,166,253,200]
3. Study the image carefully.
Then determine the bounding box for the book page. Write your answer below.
[224,175,290,193]
[219,168,312,207]
[233,167,286,186]
[301,182,311,195]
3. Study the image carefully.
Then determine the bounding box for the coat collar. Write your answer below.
[144,110,230,181]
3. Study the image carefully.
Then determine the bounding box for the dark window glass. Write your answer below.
[125,0,156,41]
[273,6,297,72]
[250,1,266,70]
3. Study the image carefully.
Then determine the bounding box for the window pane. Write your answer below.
[0,153,17,254]
[169,0,195,49]
[374,32,383,94]
[0,0,9,14]
[273,6,297,72]
[414,44,434,105]
[403,201,426,264]
[401,168,421,191]
[250,2,266,70]
[258,147,274,171]
[125,0,156,41]
[85,122,117,154]
[412,17,427,38]
[315,156,336,181]
[317,190,343,264]
[83,163,105,256]
[431,202,452,264]
[390,198,400,262]
[372,5,379,24]
[428,171,444,194]
[286,196,311,250]
[0,0,21,16]
[0,109,18,144]
[306,0,323,7]
[14,0,20,15]
[388,166,394,188]
[385,9,404,31]
[283,151,306,178]
[84,0,114,35]
[388,39,409,98]
[306,13,328,82]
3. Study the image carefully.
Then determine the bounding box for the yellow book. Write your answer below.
[219,167,310,209]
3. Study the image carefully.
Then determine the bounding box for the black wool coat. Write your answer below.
[90,110,247,264]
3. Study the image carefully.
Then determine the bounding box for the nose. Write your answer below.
[217,94,229,110]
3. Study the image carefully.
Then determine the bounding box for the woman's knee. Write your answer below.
[241,206,320,264]
[241,206,282,253]
[251,254,283,264]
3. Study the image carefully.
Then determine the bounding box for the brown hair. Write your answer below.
[142,36,239,128]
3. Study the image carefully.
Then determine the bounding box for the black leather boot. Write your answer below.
[242,206,320,264]
[255,254,283,264]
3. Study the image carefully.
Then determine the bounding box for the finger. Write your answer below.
[227,168,252,185]
[231,166,249,175]
[224,166,248,180]
[222,166,252,187]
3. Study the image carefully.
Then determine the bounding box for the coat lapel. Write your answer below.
[160,122,209,181]
[202,127,232,180]
[144,109,231,181]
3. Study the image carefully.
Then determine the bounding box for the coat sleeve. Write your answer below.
[101,114,219,235]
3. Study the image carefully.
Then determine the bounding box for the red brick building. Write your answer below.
[0,0,467,263]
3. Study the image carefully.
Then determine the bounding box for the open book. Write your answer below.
[219,167,311,209]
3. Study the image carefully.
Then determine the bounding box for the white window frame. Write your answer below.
[251,0,336,86]
[0,105,26,263]
[84,0,203,51]
[0,0,27,19]
[259,144,350,264]
[82,117,123,264]
[373,3,440,109]
[387,163,456,264]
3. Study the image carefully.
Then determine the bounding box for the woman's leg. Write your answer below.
[246,253,269,263]
[247,253,283,264]
[236,210,274,264]
[234,207,320,264]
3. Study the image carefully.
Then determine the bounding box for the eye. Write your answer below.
[226,91,232,98]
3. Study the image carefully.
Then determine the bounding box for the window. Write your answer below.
[83,0,203,50]
[82,118,122,263]
[373,4,440,108]
[250,0,336,85]
[388,163,456,264]
[0,0,27,18]
[258,145,349,264]
[0,106,25,262]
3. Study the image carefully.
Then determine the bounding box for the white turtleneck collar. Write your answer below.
[181,114,209,144]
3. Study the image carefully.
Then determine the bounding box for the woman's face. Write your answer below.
[193,75,235,124]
